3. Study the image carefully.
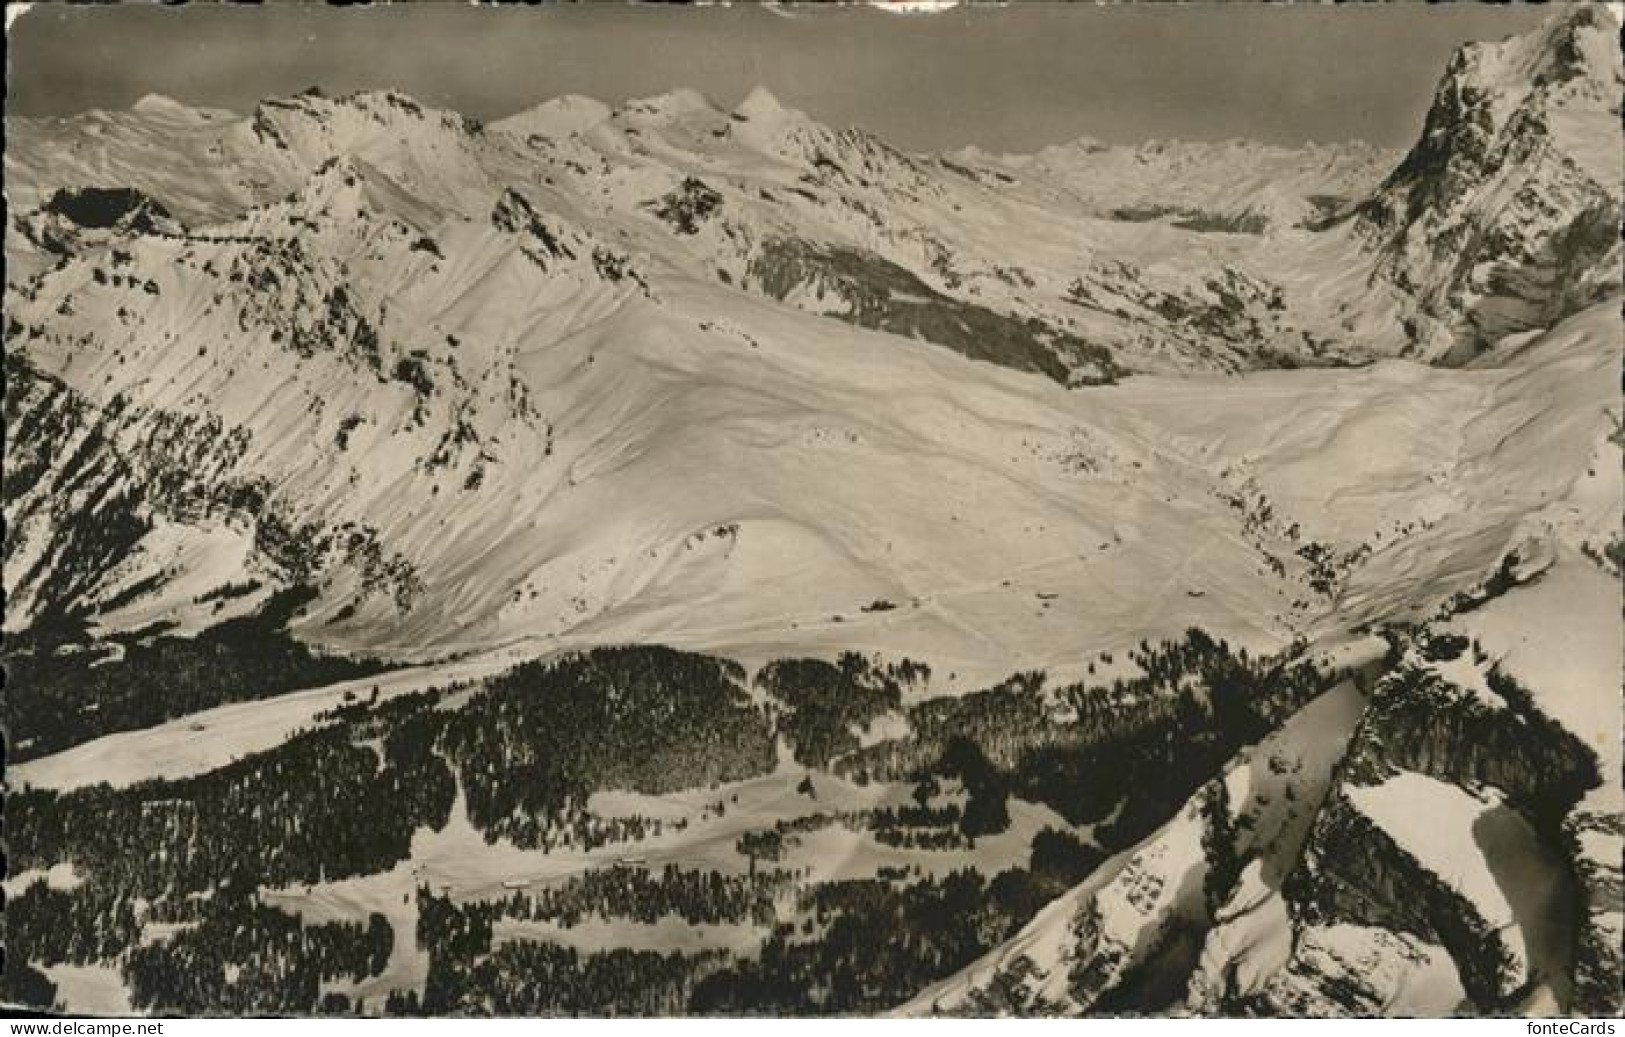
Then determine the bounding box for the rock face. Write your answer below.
[1358,5,1624,359]
[43,186,177,233]
[4,354,262,637]
[1235,924,1464,1016]
[1290,785,1531,1007]
[1237,625,1604,1014]
[915,599,1620,1017]
[909,680,1371,1016]
[1355,642,1600,817]
[1563,806,1625,1015]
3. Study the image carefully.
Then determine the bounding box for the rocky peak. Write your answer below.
[253,87,478,149]
[1508,3,1619,94]
[734,85,789,123]
[492,94,612,141]
[617,87,720,123]
[1356,7,1624,358]
[129,93,202,119]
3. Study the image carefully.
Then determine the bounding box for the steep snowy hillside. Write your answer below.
[2,5,1620,1019]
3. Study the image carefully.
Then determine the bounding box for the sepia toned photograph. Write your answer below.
[2,0,1621,1021]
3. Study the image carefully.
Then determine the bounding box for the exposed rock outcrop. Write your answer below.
[1357,5,1624,358]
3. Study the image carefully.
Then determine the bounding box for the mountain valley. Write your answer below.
[3,6,1621,1018]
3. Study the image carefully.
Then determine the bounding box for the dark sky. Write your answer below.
[5,2,1553,152]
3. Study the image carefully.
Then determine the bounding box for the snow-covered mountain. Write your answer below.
[1357,3,1624,359]
[3,5,1620,1018]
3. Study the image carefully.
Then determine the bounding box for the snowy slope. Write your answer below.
[3,5,1621,1019]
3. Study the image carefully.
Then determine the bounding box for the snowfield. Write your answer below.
[4,4,1621,1018]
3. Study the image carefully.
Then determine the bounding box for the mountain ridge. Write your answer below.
[3,7,1621,1018]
